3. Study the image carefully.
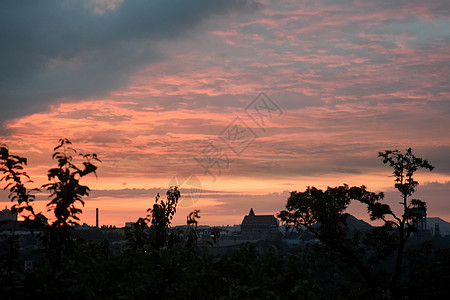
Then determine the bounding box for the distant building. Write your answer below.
[412,206,432,240]
[0,207,17,222]
[434,222,440,236]
[240,208,279,241]
[125,222,135,228]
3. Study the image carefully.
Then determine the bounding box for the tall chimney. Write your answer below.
[96,208,99,228]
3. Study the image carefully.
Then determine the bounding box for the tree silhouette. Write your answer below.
[146,187,180,249]
[43,138,100,228]
[40,138,100,268]
[187,209,200,228]
[378,148,433,296]
[279,148,434,298]
[0,144,40,223]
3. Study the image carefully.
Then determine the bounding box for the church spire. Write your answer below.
[249,208,255,216]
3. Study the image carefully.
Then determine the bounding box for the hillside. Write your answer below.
[345,214,373,232]
[427,217,450,235]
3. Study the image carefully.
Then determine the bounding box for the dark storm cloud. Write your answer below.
[0,0,258,122]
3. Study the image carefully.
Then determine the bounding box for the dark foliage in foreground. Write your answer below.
[2,232,450,300]
[1,142,449,299]
[278,148,438,299]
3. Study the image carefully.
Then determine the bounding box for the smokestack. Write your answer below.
[96,208,99,228]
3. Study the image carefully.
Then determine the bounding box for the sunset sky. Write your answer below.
[1,0,449,227]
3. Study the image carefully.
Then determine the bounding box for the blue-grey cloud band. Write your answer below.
[0,0,259,123]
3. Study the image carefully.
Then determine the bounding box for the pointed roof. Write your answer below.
[241,208,279,229]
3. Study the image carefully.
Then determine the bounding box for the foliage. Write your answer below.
[43,138,100,228]
[146,187,180,249]
[278,148,435,298]
[125,186,183,254]
[278,185,386,292]
[37,138,100,269]
[187,209,200,228]
[1,144,45,278]
[0,144,42,224]
[378,148,434,295]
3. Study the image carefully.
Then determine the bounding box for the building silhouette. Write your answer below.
[240,208,279,241]
[0,207,17,222]
[413,206,432,240]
